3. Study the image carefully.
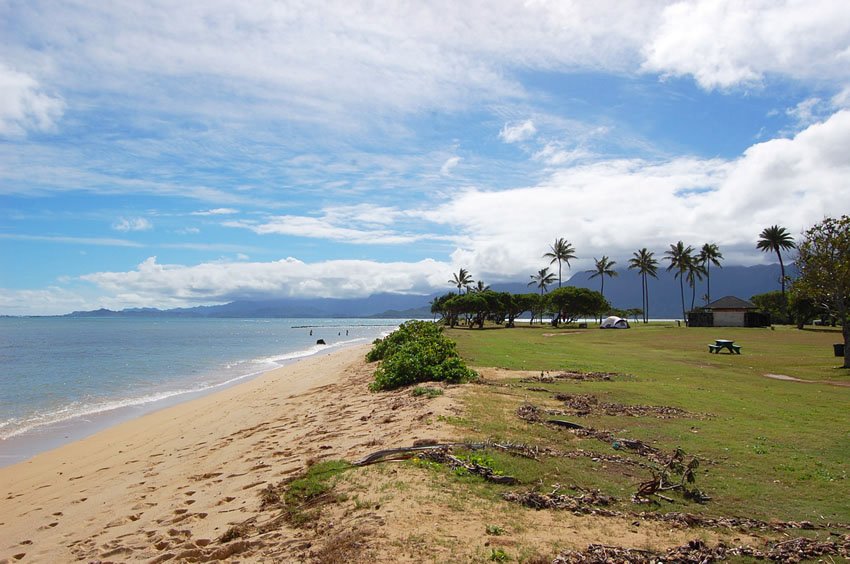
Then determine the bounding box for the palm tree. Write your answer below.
[543,238,576,288]
[756,225,796,305]
[686,261,707,311]
[528,267,557,295]
[471,280,490,293]
[627,248,658,323]
[449,268,473,295]
[698,243,723,304]
[665,241,695,322]
[586,256,618,299]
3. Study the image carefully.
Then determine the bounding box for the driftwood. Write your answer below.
[353,443,518,485]
[352,443,485,466]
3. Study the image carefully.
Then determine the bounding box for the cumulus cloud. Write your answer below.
[112,217,153,232]
[0,63,65,136]
[425,110,850,279]
[643,0,850,89]
[499,120,537,143]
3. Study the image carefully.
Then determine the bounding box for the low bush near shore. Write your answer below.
[367,320,477,391]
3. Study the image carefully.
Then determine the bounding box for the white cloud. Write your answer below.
[191,208,239,216]
[425,110,850,279]
[440,156,462,175]
[0,63,65,136]
[0,287,93,316]
[643,0,850,89]
[225,204,433,245]
[226,215,423,245]
[499,120,537,143]
[112,217,153,232]
[79,255,449,305]
[0,233,144,247]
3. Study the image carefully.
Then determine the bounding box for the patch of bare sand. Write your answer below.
[765,373,850,387]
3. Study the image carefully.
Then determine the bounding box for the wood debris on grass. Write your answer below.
[554,393,706,419]
[553,536,850,563]
[520,370,617,384]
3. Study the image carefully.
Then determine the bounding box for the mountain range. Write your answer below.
[65,264,788,320]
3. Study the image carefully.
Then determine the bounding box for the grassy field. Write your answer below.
[443,323,849,524]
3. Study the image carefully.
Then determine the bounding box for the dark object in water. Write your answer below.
[316,339,326,345]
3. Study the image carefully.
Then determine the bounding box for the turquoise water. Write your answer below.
[0,317,402,463]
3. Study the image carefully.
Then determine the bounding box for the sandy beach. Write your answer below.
[0,345,461,562]
[1,345,756,563]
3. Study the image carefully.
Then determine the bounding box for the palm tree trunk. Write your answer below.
[777,250,787,322]
[690,280,696,311]
[645,274,650,323]
[679,276,686,323]
[706,263,711,304]
[558,260,562,288]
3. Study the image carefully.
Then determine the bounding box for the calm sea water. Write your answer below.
[0,317,403,464]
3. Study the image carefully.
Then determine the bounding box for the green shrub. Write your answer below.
[367,320,477,391]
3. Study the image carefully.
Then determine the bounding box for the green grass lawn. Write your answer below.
[444,323,850,523]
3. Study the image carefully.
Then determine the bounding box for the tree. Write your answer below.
[470,280,491,293]
[793,215,850,368]
[586,256,618,298]
[686,260,707,311]
[627,248,658,323]
[449,268,474,295]
[548,286,610,326]
[665,241,695,323]
[543,238,576,288]
[757,225,796,318]
[698,243,723,304]
[528,267,557,295]
[750,290,785,323]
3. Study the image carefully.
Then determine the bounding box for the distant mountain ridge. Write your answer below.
[66,264,789,320]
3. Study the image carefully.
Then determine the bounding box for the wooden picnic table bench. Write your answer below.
[708,339,741,354]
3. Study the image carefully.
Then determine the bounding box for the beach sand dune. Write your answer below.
[0,345,459,562]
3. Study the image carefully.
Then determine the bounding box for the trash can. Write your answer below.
[834,343,845,357]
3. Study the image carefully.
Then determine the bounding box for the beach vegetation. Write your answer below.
[757,225,797,318]
[627,248,659,323]
[527,267,557,295]
[282,459,352,526]
[586,255,618,300]
[793,214,850,368]
[697,243,723,304]
[547,286,609,326]
[542,237,576,289]
[449,268,474,294]
[664,241,696,321]
[367,320,477,390]
[411,386,443,398]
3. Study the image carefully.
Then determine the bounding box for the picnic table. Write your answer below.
[708,339,741,354]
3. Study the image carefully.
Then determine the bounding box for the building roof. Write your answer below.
[704,296,756,310]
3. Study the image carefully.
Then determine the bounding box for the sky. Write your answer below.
[2,1,849,315]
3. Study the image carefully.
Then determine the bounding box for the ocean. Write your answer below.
[0,317,404,466]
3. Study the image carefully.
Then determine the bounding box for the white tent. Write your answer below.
[600,316,630,329]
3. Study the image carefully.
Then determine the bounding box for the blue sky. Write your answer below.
[2,1,849,315]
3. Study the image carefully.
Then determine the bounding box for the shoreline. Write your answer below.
[0,338,371,468]
[1,344,458,562]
